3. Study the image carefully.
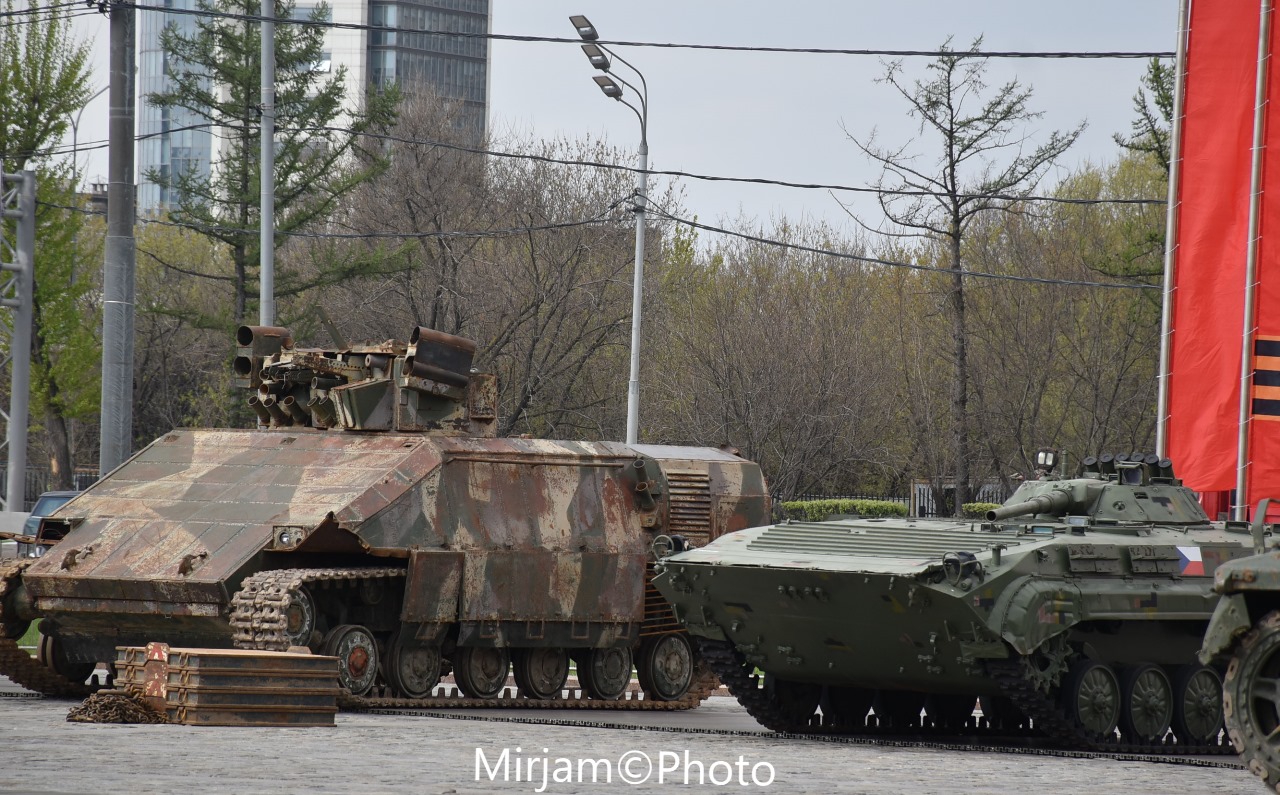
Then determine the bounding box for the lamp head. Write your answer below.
[569,14,598,41]
[581,43,610,71]
[593,74,623,99]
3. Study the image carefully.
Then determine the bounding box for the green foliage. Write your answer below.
[0,2,95,481]
[0,0,90,171]
[1114,59,1174,175]
[961,502,1001,519]
[781,499,908,521]
[18,619,41,651]
[31,171,101,423]
[147,0,400,323]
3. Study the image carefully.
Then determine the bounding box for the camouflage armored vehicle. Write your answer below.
[1199,500,1280,787]
[654,452,1249,750]
[0,325,770,706]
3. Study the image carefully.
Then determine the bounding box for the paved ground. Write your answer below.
[0,676,1260,795]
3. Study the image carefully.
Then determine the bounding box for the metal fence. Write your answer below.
[0,467,98,511]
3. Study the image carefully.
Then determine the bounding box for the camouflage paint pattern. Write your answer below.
[16,326,770,663]
[656,470,1253,695]
[22,431,768,654]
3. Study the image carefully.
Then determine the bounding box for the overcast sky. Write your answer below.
[67,0,1176,235]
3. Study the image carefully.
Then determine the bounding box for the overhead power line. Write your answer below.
[40,122,1168,207]
[648,206,1162,291]
[114,2,1173,60]
[37,195,1160,292]
[0,0,83,17]
[37,198,630,240]
[0,6,97,26]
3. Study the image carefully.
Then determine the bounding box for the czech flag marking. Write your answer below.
[1177,546,1205,576]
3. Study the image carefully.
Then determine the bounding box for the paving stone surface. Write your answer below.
[0,676,1259,795]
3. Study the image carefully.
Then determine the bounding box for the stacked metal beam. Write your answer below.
[114,642,339,726]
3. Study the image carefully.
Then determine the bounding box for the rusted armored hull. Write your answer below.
[14,428,768,697]
[1,325,771,706]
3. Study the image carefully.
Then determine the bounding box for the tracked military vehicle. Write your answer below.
[0,326,770,707]
[655,452,1249,750]
[1199,499,1280,787]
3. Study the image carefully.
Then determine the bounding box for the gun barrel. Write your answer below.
[986,489,1072,521]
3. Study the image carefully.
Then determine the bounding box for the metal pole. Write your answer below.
[259,0,275,326]
[1156,0,1192,458]
[1235,0,1273,520]
[5,173,34,512]
[98,0,136,475]
[626,141,647,445]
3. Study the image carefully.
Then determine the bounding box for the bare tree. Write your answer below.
[845,37,1083,513]
[646,218,903,499]
[315,98,668,440]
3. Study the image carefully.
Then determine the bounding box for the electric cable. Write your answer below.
[646,203,1161,291]
[36,197,631,241]
[35,194,1162,292]
[114,1,1173,60]
[35,123,1169,208]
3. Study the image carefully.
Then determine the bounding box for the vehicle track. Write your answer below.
[231,567,717,711]
[347,703,1245,769]
[0,560,91,699]
[697,638,1235,757]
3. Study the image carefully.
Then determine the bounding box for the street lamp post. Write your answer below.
[570,15,648,446]
[69,85,109,285]
[70,85,110,191]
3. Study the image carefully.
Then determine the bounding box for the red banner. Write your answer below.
[1247,12,1280,502]
[1167,0,1261,491]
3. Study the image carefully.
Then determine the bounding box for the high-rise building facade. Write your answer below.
[136,0,208,212]
[136,0,491,211]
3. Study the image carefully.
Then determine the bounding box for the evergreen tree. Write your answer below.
[146,0,398,324]
[1114,59,1175,176]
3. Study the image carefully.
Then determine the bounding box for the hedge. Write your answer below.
[961,502,1002,519]
[780,499,908,521]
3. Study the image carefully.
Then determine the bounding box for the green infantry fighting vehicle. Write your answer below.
[1200,499,1280,788]
[0,325,770,707]
[654,451,1249,750]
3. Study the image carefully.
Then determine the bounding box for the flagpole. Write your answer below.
[1236,0,1273,520]
[1156,0,1192,460]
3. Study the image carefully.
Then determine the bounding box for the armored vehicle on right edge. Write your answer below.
[655,453,1249,751]
[1200,500,1280,789]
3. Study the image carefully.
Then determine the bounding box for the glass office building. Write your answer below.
[136,0,491,211]
[137,0,209,212]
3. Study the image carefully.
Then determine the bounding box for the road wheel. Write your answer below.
[322,624,379,696]
[1120,664,1173,742]
[1062,659,1120,739]
[1172,664,1223,744]
[637,634,694,701]
[384,630,442,699]
[37,632,95,684]
[513,648,569,700]
[764,675,822,728]
[282,586,317,649]
[1224,610,1280,788]
[454,646,510,699]
[579,647,632,700]
[821,686,874,729]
